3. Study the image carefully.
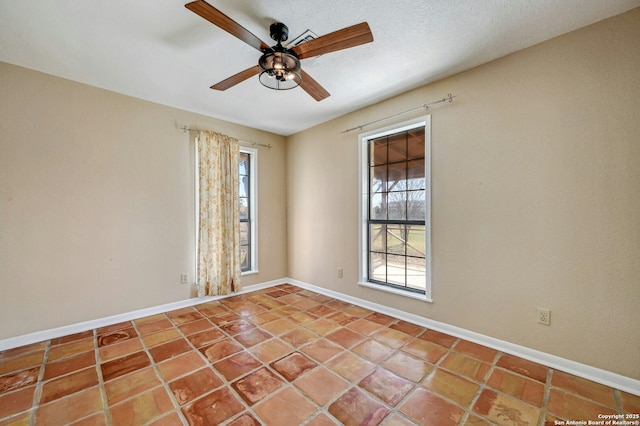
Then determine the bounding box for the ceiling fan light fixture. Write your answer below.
[185,2,373,101]
[258,22,301,90]
[258,48,301,90]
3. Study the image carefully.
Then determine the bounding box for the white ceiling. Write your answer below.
[1,0,639,136]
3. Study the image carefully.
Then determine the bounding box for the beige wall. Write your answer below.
[0,63,287,339]
[287,9,640,379]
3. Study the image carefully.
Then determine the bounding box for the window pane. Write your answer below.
[369,224,386,252]
[406,225,426,258]
[239,153,249,175]
[406,191,425,220]
[370,192,387,220]
[370,139,387,165]
[387,162,407,191]
[240,245,249,270]
[406,258,426,291]
[407,159,425,189]
[386,225,406,255]
[407,128,425,160]
[369,252,386,282]
[386,254,406,286]
[240,221,249,245]
[387,191,406,220]
[239,197,249,220]
[387,134,407,163]
[239,175,249,198]
[370,165,387,193]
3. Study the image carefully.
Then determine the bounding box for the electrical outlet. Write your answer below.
[337,268,343,278]
[181,273,189,284]
[537,308,550,325]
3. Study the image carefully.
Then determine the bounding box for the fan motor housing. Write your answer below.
[270,22,289,43]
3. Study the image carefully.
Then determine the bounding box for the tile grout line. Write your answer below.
[164,305,245,425]
[339,317,451,424]
[181,302,280,425]
[458,346,501,425]
[130,316,190,425]
[293,307,373,424]
[399,330,506,423]
[215,306,287,426]
[538,367,554,426]
[191,295,316,425]
[93,329,113,426]
[179,305,260,424]
[281,293,401,425]
[330,317,398,420]
[316,324,392,423]
[182,305,253,426]
[474,350,555,426]
[372,328,447,424]
[29,340,51,426]
[419,337,472,413]
[613,388,623,414]
[542,368,626,419]
[364,319,454,424]
[26,333,104,425]
[242,295,337,424]
[438,343,551,424]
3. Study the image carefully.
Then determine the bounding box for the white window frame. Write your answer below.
[240,146,259,275]
[358,115,432,302]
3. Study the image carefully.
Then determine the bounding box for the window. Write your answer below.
[240,147,258,274]
[359,116,431,300]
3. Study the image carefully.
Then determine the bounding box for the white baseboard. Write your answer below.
[1,276,638,396]
[0,278,288,353]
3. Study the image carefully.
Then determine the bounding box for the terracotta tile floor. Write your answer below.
[1,284,638,425]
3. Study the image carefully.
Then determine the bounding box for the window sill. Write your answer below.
[358,281,433,303]
[242,270,259,276]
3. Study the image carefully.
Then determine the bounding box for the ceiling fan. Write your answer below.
[185,0,374,101]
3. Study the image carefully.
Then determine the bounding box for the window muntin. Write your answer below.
[360,117,431,298]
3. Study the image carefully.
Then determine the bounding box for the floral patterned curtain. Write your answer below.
[197,130,241,296]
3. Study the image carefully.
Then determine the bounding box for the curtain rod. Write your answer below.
[341,94,457,134]
[179,125,272,149]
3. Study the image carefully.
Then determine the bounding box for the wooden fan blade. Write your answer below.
[185,1,269,51]
[211,65,260,91]
[292,22,373,59]
[300,70,330,101]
